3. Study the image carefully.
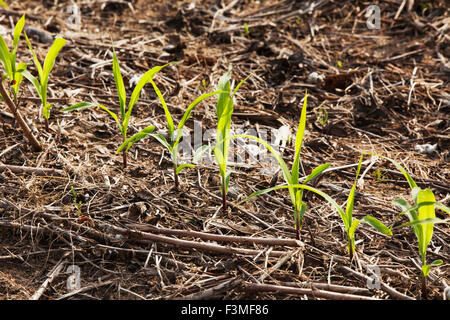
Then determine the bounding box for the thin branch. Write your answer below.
[244,282,380,300]
[0,80,42,151]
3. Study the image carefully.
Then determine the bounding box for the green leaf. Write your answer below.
[24,33,43,80]
[12,62,26,96]
[304,163,331,184]
[0,36,12,76]
[348,219,360,238]
[411,187,421,205]
[291,91,308,186]
[21,69,41,99]
[422,265,430,277]
[224,170,232,194]
[348,219,361,253]
[361,215,393,236]
[127,65,169,138]
[434,202,450,215]
[296,202,306,229]
[393,198,417,222]
[43,103,52,119]
[176,164,195,175]
[231,72,252,97]
[430,259,443,267]
[345,154,364,229]
[174,90,225,146]
[112,46,126,121]
[399,217,447,229]
[0,1,8,8]
[116,125,155,153]
[294,190,302,212]
[13,15,25,53]
[216,68,232,118]
[417,189,436,259]
[148,133,173,154]
[41,37,66,108]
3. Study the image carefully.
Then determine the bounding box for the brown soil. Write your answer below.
[0,0,448,300]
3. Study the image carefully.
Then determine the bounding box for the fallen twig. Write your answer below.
[244,282,379,300]
[126,222,302,247]
[173,278,243,300]
[100,222,289,258]
[0,163,64,176]
[0,80,42,152]
[30,258,68,300]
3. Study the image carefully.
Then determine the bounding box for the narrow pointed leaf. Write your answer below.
[399,217,447,229]
[361,215,393,236]
[346,154,364,229]
[116,125,155,153]
[434,203,450,215]
[291,91,308,185]
[0,36,11,75]
[21,69,41,98]
[417,188,436,258]
[176,164,195,175]
[175,90,225,143]
[430,259,443,267]
[42,37,66,84]
[304,163,331,184]
[112,46,126,120]
[148,133,173,154]
[24,33,43,79]
[216,68,231,118]
[13,15,25,51]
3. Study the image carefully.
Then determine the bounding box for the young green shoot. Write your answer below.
[63,45,167,168]
[238,153,393,256]
[117,78,224,189]
[233,91,331,240]
[243,23,250,37]
[71,187,82,215]
[22,32,66,132]
[0,14,27,104]
[205,67,249,212]
[368,153,450,298]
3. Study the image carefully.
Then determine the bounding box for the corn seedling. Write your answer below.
[0,14,27,104]
[243,23,250,37]
[63,46,168,168]
[22,32,65,132]
[368,153,450,298]
[238,153,392,256]
[117,78,224,189]
[71,187,82,215]
[234,91,332,240]
[195,68,249,211]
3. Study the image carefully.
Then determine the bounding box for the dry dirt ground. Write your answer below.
[0,0,449,300]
